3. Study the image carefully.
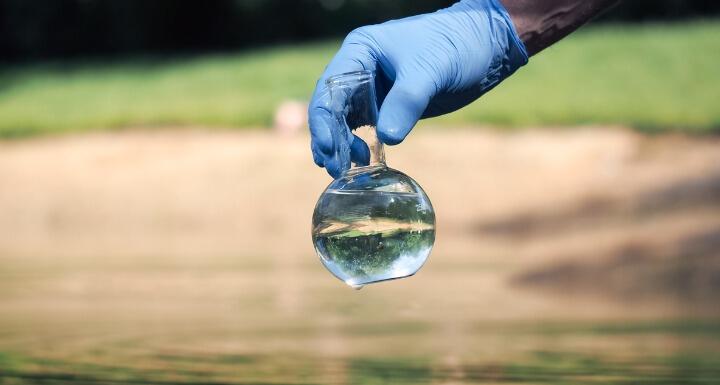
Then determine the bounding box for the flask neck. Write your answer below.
[325,70,382,177]
[355,125,386,168]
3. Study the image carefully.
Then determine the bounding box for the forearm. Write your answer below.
[500,0,620,55]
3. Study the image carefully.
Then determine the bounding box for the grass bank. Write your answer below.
[0,21,718,137]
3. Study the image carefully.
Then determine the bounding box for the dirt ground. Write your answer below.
[1,127,719,319]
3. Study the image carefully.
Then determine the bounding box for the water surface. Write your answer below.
[1,253,718,385]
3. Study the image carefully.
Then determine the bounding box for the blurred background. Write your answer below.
[1,1,719,384]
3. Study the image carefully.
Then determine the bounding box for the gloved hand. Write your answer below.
[309,0,528,178]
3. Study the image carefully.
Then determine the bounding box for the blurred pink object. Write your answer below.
[274,100,308,136]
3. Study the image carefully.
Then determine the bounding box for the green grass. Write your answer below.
[0,21,719,137]
[435,21,720,133]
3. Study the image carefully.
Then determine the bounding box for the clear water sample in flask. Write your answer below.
[312,70,436,289]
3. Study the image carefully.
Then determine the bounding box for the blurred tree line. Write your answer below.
[1,0,718,62]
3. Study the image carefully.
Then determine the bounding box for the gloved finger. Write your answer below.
[376,77,434,145]
[308,38,377,171]
[309,92,334,157]
[319,31,378,89]
[311,146,324,167]
[316,132,367,178]
[323,151,344,179]
[350,134,370,166]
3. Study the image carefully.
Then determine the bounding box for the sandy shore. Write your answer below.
[1,127,719,317]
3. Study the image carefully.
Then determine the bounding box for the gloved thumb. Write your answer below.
[376,78,433,145]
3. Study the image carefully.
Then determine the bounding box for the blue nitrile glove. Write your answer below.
[309,0,528,178]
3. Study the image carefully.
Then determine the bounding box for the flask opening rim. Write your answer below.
[326,70,374,86]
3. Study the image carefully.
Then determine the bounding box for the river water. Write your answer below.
[0,252,718,385]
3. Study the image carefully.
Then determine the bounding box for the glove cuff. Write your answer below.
[488,0,529,67]
[449,0,528,96]
[461,0,529,75]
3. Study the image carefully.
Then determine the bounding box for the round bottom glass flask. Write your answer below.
[312,71,435,289]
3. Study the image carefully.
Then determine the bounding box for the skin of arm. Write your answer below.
[500,0,621,55]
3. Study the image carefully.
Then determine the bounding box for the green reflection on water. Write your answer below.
[1,321,719,385]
